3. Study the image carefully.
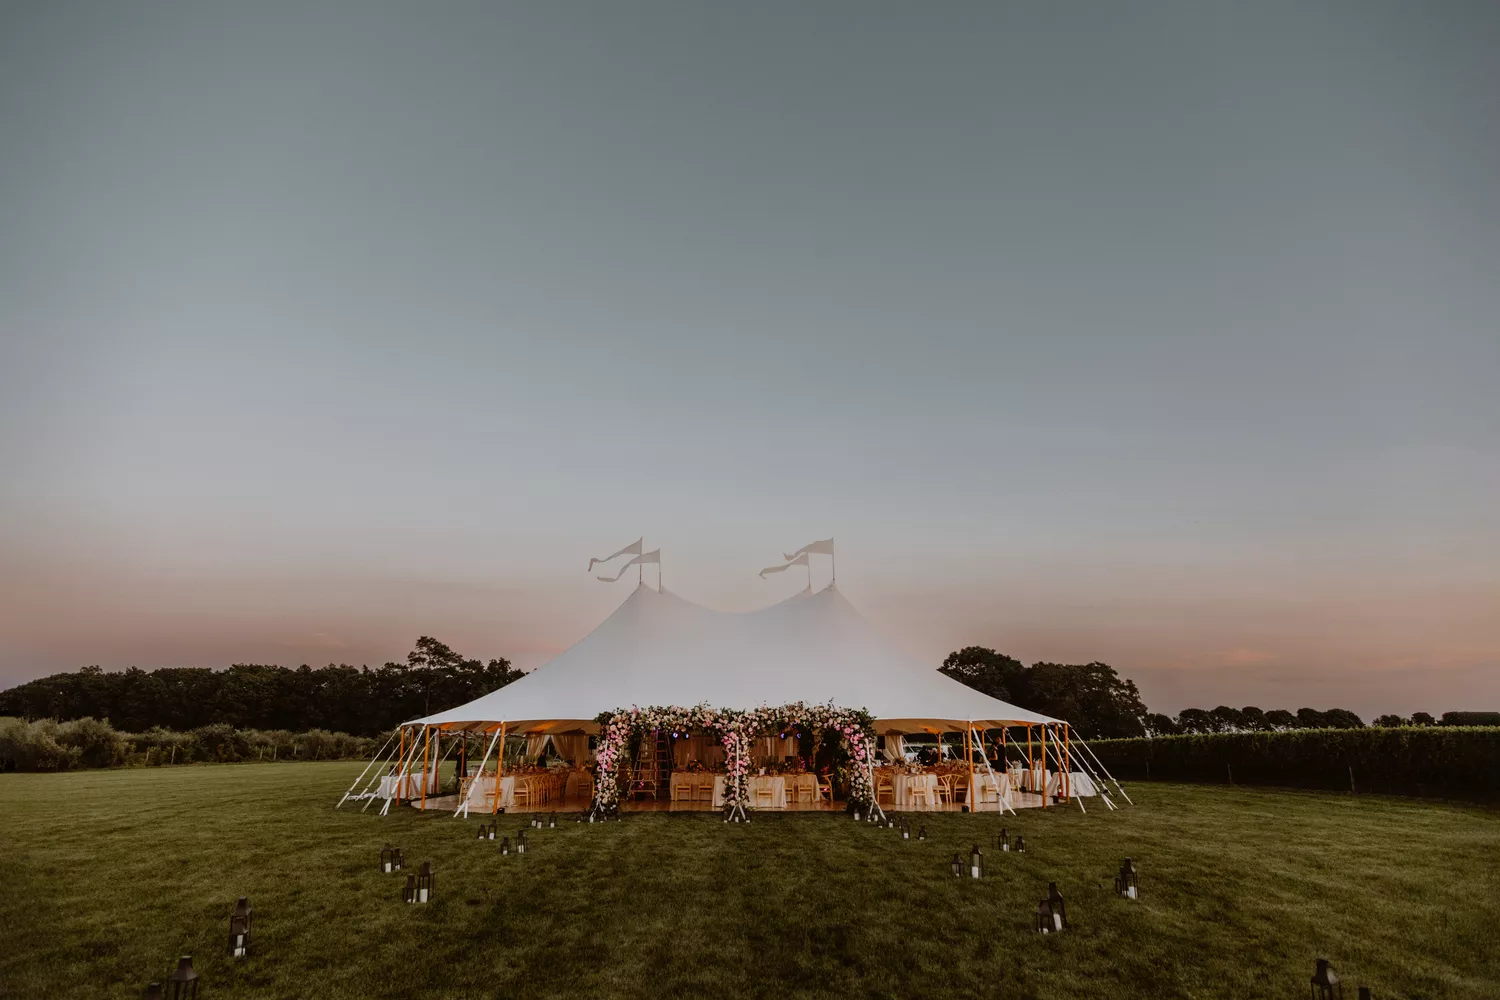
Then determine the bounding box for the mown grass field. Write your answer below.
[1,764,1496,999]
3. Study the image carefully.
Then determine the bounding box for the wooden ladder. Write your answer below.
[630,731,666,800]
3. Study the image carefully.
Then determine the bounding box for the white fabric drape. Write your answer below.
[551,733,590,764]
[883,734,905,762]
[525,734,550,760]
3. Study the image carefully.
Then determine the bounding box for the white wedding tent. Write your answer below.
[339,580,1123,816]
[412,581,1058,734]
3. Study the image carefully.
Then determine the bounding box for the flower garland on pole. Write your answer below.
[590,702,876,820]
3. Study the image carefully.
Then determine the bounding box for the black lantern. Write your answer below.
[969,844,984,879]
[998,827,1009,852]
[381,843,400,872]
[500,836,511,855]
[549,812,557,828]
[1115,858,1139,900]
[477,822,494,841]
[901,818,910,840]
[516,829,528,854]
[415,862,434,903]
[1047,882,1068,929]
[1358,988,1372,1000]
[1033,898,1060,934]
[1015,835,1027,853]
[167,956,198,1000]
[1311,958,1343,1000]
[146,983,164,1000]
[918,825,927,841]
[393,847,405,871]
[402,874,417,903]
[951,853,963,877]
[227,897,252,958]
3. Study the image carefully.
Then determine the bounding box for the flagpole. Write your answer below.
[831,540,836,584]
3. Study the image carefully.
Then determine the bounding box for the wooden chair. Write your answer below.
[510,776,532,810]
[694,776,715,803]
[907,781,932,808]
[671,776,692,802]
[753,780,776,808]
[816,775,835,806]
[875,770,895,805]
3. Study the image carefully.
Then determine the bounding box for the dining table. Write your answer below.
[711,773,803,808]
[893,772,940,808]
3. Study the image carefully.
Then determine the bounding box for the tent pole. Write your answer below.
[493,721,507,815]
[970,724,1016,816]
[360,738,401,812]
[382,727,423,816]
[420,725,432,811]
[1074,735,1134,805]
[455,727,502,818]
[336,729,397,808]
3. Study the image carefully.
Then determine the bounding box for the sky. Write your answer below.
[1,2,1497,719]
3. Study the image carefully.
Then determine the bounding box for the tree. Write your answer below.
[1373,714,1408,728]
[1142,712,1180,737]
[1239,706,1269,731]
[0,637,523,736]
[938,647,1026,704]
[1295,707,1328,729]
[1321,708,1364,729]
[1208,706,1247,732]
[1175,708,1214,734]
[1264,709,1298,730]
[1410,711,1436,726]
[938,651,1147,739]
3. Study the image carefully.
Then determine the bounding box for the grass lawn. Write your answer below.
[2,764,1496,999]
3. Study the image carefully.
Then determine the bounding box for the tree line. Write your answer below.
[5,636,1479,743]
[0,637,524,737]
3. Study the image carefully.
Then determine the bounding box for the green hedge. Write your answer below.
[1089,727,1500,801]
[0,717,387,772]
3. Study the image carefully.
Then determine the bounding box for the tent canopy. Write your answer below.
[415,582,1059,734]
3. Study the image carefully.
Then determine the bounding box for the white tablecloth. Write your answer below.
[380,770,438,799]
[894,773,939,808]
[712,774,791,808]
[969,770,1009,810]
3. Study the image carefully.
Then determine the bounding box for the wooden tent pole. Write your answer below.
[419,726,432,810]
[493,721,507,815]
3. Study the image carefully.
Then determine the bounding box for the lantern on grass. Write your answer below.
[918,826,927,842]
[500,836,511,855]
[415,862,434,903]
[393,847,406,870]
[402,875,417,903]
[227,897,252,958]
[951,853,963,878]
[167,956,198,1000]
[901,819,910,840]
[1033,898,1061,934]
[1358,988,1372,1000]
[969,844,984,879]
[1115,858,1139,900]
[517,829,528,854]
[549,812,557,828]
[1047,882,1068,929]
[1015,835,1027,854]
[381,843,400,872]
[1310,958,1343,1000]
[998,827,1009,852]
[145,983,164,1000]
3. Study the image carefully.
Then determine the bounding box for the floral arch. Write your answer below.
[590,702,878,819]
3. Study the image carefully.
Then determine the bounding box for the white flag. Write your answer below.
[783,538,834,561]
[759,552,809,578]
[597,549,660,582]
[588,538,643,572]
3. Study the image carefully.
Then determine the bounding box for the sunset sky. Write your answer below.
[1,2,1496,718]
